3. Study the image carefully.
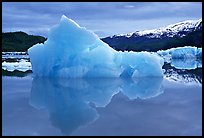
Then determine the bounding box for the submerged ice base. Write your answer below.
[28,15,164,78]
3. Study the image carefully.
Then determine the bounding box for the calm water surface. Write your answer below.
[2,71,202,136]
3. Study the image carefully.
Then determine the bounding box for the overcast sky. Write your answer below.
[2,2,202,38]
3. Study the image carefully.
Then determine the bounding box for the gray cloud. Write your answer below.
[2,2,202,37]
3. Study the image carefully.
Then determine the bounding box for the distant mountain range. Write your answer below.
[2,19,202,52]
[101,19,202,52]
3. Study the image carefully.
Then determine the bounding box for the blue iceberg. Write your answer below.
[171,58,202,70]
[157,46,202,60]
[28,15,164,78]
[157,46,202,69]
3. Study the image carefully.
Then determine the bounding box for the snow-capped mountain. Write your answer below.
[101,19,202,52]
[111,19,202,39]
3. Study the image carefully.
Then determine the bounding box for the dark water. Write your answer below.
[2,69,202,136]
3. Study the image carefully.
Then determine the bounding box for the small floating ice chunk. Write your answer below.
[157,46,202,60]
[157,46,202,69]
[2,59,32,72]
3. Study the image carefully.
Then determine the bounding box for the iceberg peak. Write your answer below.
[60,15,80,28]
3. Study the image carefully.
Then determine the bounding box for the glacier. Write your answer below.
[28,15,164,78]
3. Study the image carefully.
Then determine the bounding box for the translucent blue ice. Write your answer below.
[171,58,202,69]
[157,46,202,60]
[28,15,164,78]
[157,46,202,69]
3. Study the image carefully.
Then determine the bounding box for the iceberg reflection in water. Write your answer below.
[29,77,163,135]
